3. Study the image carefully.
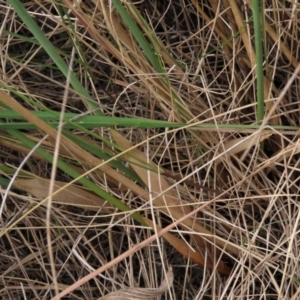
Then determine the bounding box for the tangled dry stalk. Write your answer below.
[1,0,300,299]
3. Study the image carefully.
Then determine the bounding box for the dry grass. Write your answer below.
[1,0,300,299]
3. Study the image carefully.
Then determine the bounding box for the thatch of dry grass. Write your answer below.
[1,0,300,299]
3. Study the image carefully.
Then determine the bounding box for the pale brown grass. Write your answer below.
[1,0,300,299]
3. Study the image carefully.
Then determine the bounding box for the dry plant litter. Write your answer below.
[0,0,300,299]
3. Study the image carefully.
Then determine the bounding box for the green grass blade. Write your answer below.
[4,126,146,225]
[252,0,264,123]
[112,0,164,73]
[62,131,144,185]
[1,109,299,131]
[7,0,99,113]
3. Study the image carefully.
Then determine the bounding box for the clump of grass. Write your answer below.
[1,0,300,299]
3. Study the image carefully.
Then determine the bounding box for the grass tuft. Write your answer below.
[1,0,300,299]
